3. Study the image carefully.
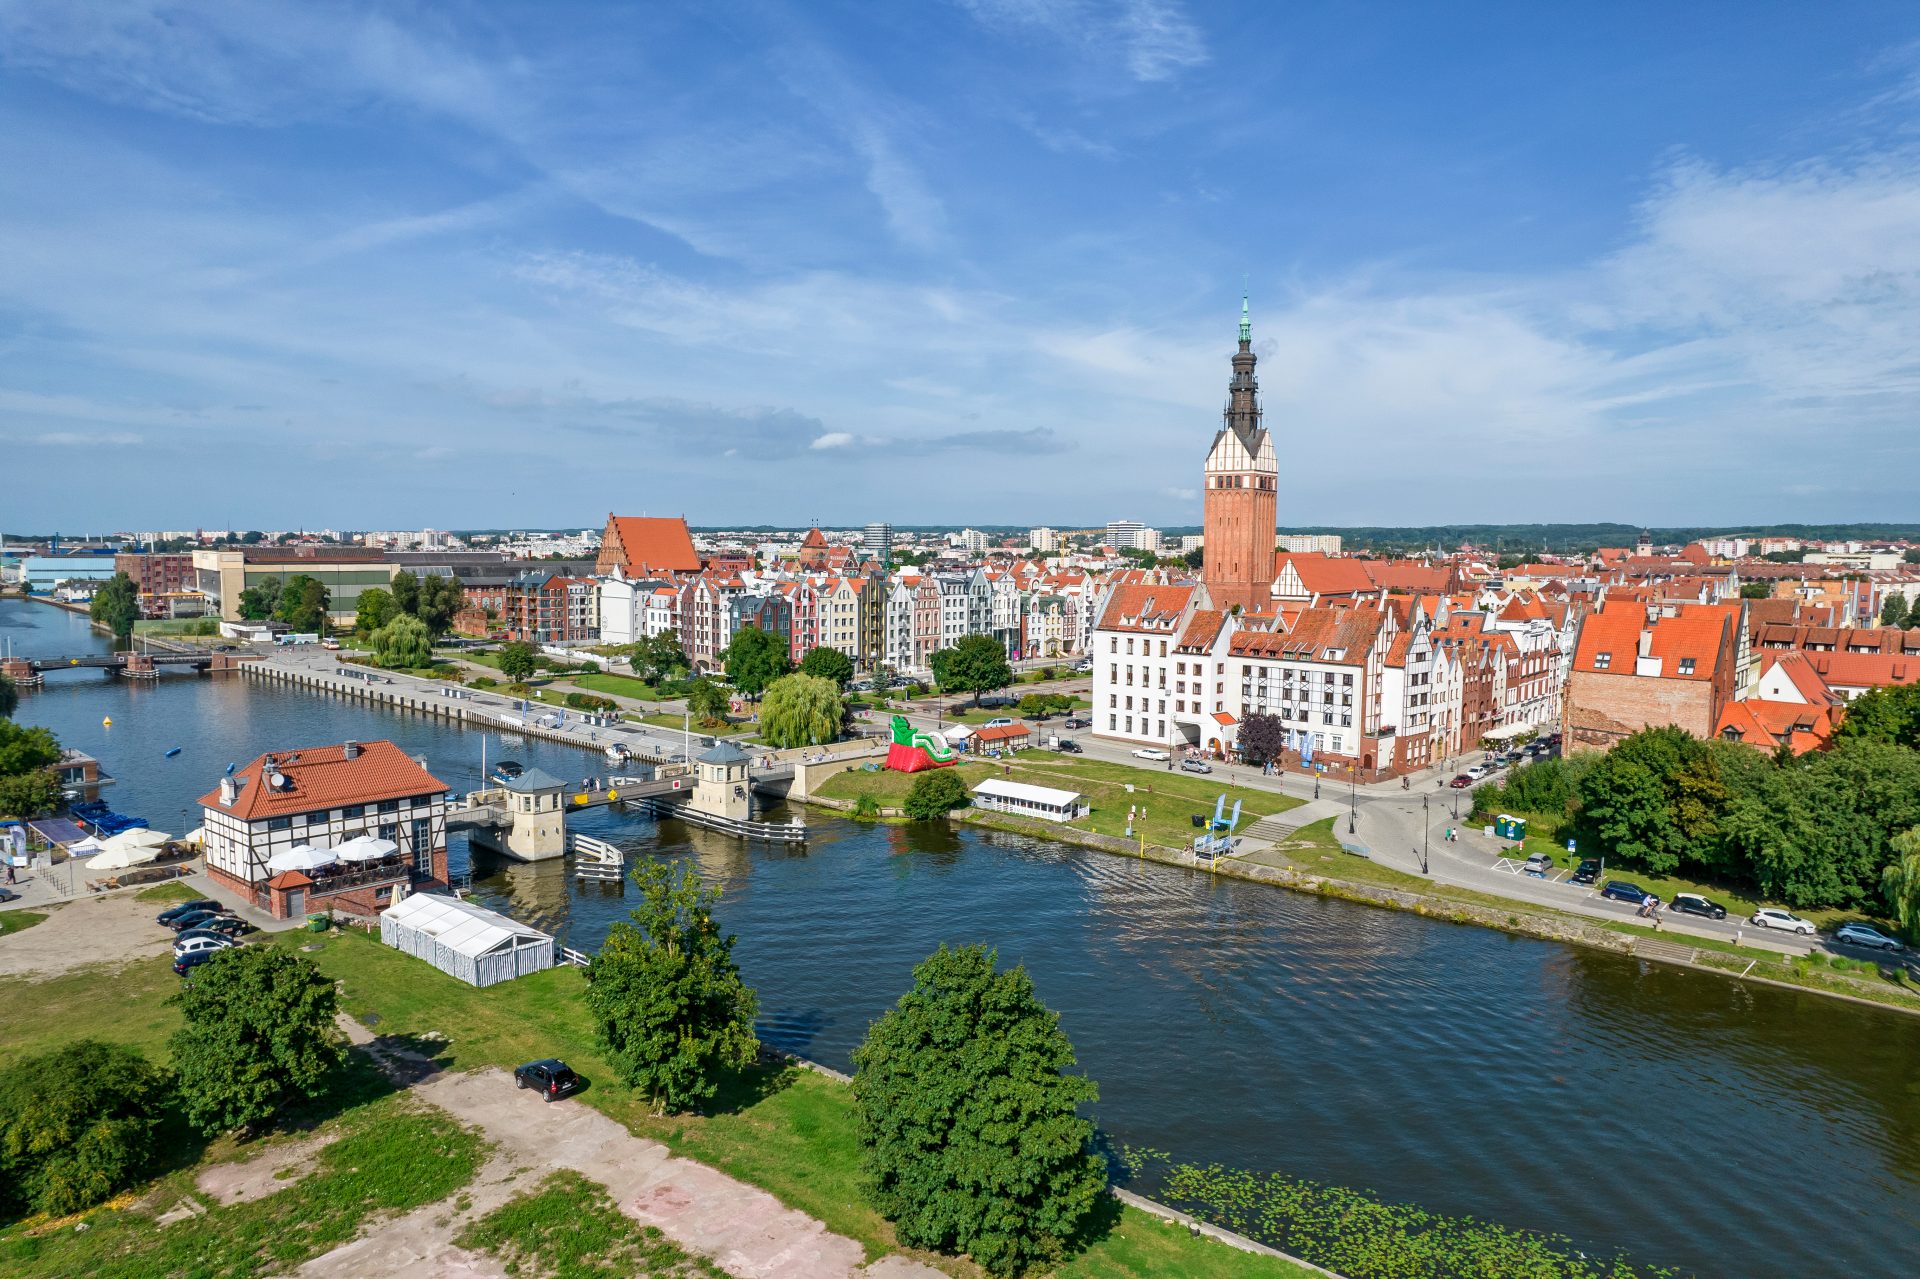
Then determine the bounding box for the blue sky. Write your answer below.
[2,2,1918,532]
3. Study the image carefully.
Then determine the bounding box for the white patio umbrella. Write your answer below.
[87,843,163,872]
[179,825,208,847]
[101,828,172,854]
[334,835,399,863]
[265,844,339,873]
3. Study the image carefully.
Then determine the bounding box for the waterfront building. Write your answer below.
[1228,606,1389,769]
[21,554,120,594]
[114,552,195,615]
[1562,601,1747,749]
[190,546,395,621]
[496,569,597,644]
[198,739,449,919]
[969,778,1089,822]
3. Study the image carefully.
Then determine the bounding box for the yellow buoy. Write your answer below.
[103,716,113,727]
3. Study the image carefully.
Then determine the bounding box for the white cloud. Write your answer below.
[811,432,857,449]
[1116,0,1207,82]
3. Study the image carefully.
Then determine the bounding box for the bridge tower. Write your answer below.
[689,740,754,823]
[493,767,568,861]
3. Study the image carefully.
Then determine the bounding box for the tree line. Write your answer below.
[1474,685,1920,930]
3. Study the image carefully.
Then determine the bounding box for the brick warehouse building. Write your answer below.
[199,740,450,919]
[1562,601,1747,750]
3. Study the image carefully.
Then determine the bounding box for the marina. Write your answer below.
[4,597,1918,1278]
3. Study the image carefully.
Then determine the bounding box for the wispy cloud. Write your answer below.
[954,0,1207,83]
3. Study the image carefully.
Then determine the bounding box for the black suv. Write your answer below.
[1668,893,1728,920]
[1570,859,1601,886]
[514,1058,583,1102]
[156,899,219,926]
[1054,739,1083,754]
[1599,880,1653,905]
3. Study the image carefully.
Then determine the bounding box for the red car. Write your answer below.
[1449,774,1474,788]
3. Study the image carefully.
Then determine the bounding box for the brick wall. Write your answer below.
[1562,669,1717,749]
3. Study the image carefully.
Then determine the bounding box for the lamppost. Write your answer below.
[1420,793,1430,875]
[1348,761,1357,835]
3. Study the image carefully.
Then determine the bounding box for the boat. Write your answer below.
[492,761,524,784]
[164,747,181,757]
[604,743,631,763]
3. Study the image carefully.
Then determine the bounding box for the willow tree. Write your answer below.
[1885,827,1920,941]
[758,672,843,748]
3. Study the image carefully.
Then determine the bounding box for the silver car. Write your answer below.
[1832,922,1903,953]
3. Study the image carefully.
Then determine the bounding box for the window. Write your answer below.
[1593,652,1611,670]
[1108,714,1118,731]
[339,805,365,819]
[377,800,400,814]
[411,818,432,874]
[1679,658,1696,674]
[1343,673,1354,686]
[266,817,292,832]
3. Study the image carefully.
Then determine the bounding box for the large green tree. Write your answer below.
[798,645,856,688]
[168,948,347,1136]
[852,944,1103,1277]
[0,672,17,720]
[632,630,690,684]
[371,614,434,669]
[0,1040,166,1218]
[1833,683,1920,751]
[902,768,969,820]
[720,625,792,699]
[1572,726,1725,876]
[0,720,61,777]
[89,571,140,647]
[393,571,464,636]
[1883,826,1920,941]
[1880,592,1910,626]
[496,641,538,682]
[276,574,331,634]
[758,673,843,747]
[236,574,283,621]
[932,634,1013,706]
[354,586,398,636]
[685,676,732,726]
[0,768,63,818]
[584,859,759,1114]
[390,569,420,617]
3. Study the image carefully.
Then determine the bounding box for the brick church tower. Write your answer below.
[1201,297,1278,610]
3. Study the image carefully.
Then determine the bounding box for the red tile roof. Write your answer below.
[1230,606,1383,665]
[1274,553,1376,598]
[1096,584,1194,633]
[599,515,701,576]
[1175,609,1226,652]
[1800,651,1920,690]
[200,740,448,822]
[1572,602,1735,680]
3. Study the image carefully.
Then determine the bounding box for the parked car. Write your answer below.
[1750,908,1815,935]
[1053,739,1083,754]
[1180,759,1213,774]
[1132,747,1171,761]
[0,887,21,905]
[156,899,219,926]
[1465,764,1487,778]
[1449,774,1474,789]
[1832,922,1903,952]
[165,910,229,933]
[173,934,237,959]
[514,1058,583,1102]
[197,916,255,937]
[1063,717,1087,729]
[982,717,1016,729]
[1571,859,1602,886]
[1669,893,1728,921]
[1600,881,1654,905]
[174,928,245,950]
[173,948,222,978]
[1522,852,1553,877]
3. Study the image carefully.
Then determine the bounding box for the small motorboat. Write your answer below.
[492,760,524,783]
[604,743,631,763]
[164,747,182,757]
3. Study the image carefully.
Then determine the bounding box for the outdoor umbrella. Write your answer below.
[180,825,208,847]
[65,836,106,858]
[333,835,399,863]
[101,828,172,854]
[87,843,163,872]
[265,845,340,873]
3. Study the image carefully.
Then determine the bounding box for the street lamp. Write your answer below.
[1420,793,1430,875]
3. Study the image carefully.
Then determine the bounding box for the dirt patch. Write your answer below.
[197,1131,344,1206]
[0,894,174,977]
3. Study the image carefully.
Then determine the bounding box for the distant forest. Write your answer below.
[1263,523,1920,555]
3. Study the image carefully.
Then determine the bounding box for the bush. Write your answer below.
[503,682,531,697]
[471,675,498,688]
[564,692,618,713]
[168,948,346,1135]
[852,944,1103,1276]
[0,1040,166,1218]
[903,769,970,821]
[851,792,882,821]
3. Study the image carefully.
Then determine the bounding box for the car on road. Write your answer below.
[173,948,222,978]
[1669,893,1728,920]
[1449,774,1474,789]
[1465,764,1487,779]
[156,899,219,926]
[184,916,253,939]
[1832,922,1903,952]
[0,887,21,905]
[1522,852,1553,877]
[1063,717,1087,729]
[1571,859,1602,886]
[173,933,238,959]
[981,717,1016,729]
[1179,758,1213,774]
[514,1058,583,1102]
[1750,907,1815,935]
[1599,880,1654,905]
[1053,739,1083,754]
[1132,747,1171,761]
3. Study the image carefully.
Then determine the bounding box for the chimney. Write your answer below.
[343,740,360,760]
[1638,628,1653,660]
[218,776,236,807]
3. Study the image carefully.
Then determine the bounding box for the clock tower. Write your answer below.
[1201,296,1278,610]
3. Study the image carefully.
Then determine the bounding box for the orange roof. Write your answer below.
[1363,561,1452,593]
[200,740,448,822]
[1274,553,1376,597]
[1096,584,1194,634]
[971,724,1030,742]
[1715,700,1840,755]
[266,870,315,890]
[1230,606,1383,666]
[1175,610,1226,652]
[600,515,701,576]
[1800,651,1920,690]
[1571,602,1733,680]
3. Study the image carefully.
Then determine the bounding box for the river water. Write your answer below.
[7,598,1916,1278]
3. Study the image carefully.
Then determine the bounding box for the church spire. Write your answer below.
[1239,292,1251,347]
[1223,294,1261,442]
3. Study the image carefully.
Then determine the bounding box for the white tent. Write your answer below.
[266,844,339,873]
[379,893,553,988]
[334,835,399,863]
[65,836,106,858]
[102,828,171,853]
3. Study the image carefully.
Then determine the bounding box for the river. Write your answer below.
[6,597,1916,1278]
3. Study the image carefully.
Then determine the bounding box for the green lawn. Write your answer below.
[817,753,1298,848]
[0,951,184,1060]
[0,909,46,938]
[568,671,668,702]
[136,881,204,904]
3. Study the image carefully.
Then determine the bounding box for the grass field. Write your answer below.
[0,909,46,938]
[816,752,1299,847]
[456,1170,726,1279]
[569,671,668,702]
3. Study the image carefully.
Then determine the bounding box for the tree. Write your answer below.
[413,573,463,636]
[686,676,732,726]
[634,630,691,684]
[1236,712,1287,765]
[496,641,538,682]
[1908,548,1920,566]
[354,586,398,636]
[390,569,420,617]
[0,720,61,776]
[0,768,63,818]
[720,625,792,699]
[0,672,16,720]
[1183,546,1204,570]
[584,859,758,1114]
[851,944,1103,1277]
[276,574,330,634]
[1881,593,1909,626]
[371,614,433,669]
[758,673,843,747]
[1740,582,1772,600]
[932,634,1013,706]
[237,574,283,621]
[1833,683,1920,751]
[798,645,856,688]
[1884,827,1920,941]
[89,571,140,646]
[903,768,970,820]
[0,1040,165,1218]
[1909,595,1920,630]
[168,948,346,1136]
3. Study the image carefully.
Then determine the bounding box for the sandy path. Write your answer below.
[0,894,174,976]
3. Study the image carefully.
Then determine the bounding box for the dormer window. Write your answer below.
[1594,652,1611,670]
[1678,658,1696,675]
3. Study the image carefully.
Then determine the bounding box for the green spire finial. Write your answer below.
[1238,289,1250,344]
